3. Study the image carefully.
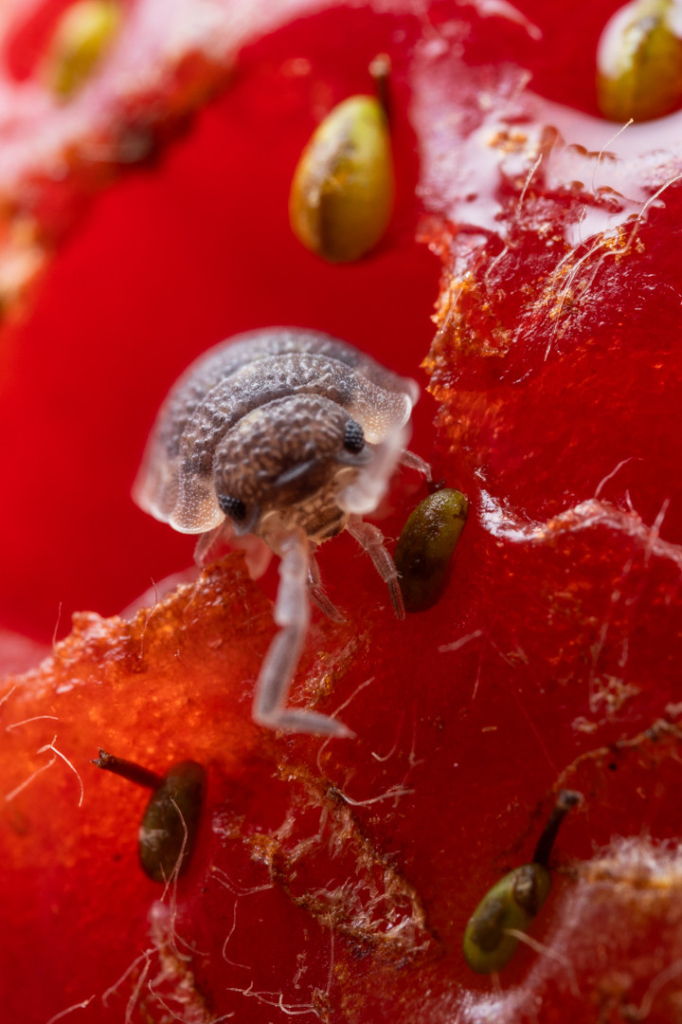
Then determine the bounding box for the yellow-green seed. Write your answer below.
[596,0,682,121]
[138,760,205,883]
[393,488,468,613]
[463,791,582,974]
[462,863,552,974]
[289,96,395,263]
[44,0,122,99]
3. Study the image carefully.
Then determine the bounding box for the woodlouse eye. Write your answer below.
[218,494,247,521]
[343,420,365,453]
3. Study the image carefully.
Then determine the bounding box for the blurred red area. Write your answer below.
[1,2,682,1023]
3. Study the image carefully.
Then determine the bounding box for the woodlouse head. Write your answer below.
[213,394,371,540]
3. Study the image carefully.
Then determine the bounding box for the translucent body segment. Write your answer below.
[596,0,682,121]
[167,471,222,534]
[393,488,468,613]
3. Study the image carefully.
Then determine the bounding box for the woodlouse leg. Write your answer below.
[253,532,353,737]
[347,515,405,620]
[308,552,345,622]
[399,449,432,480]
[195,524,272,579]
[193,523,225,567]
[233,534,272,579]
